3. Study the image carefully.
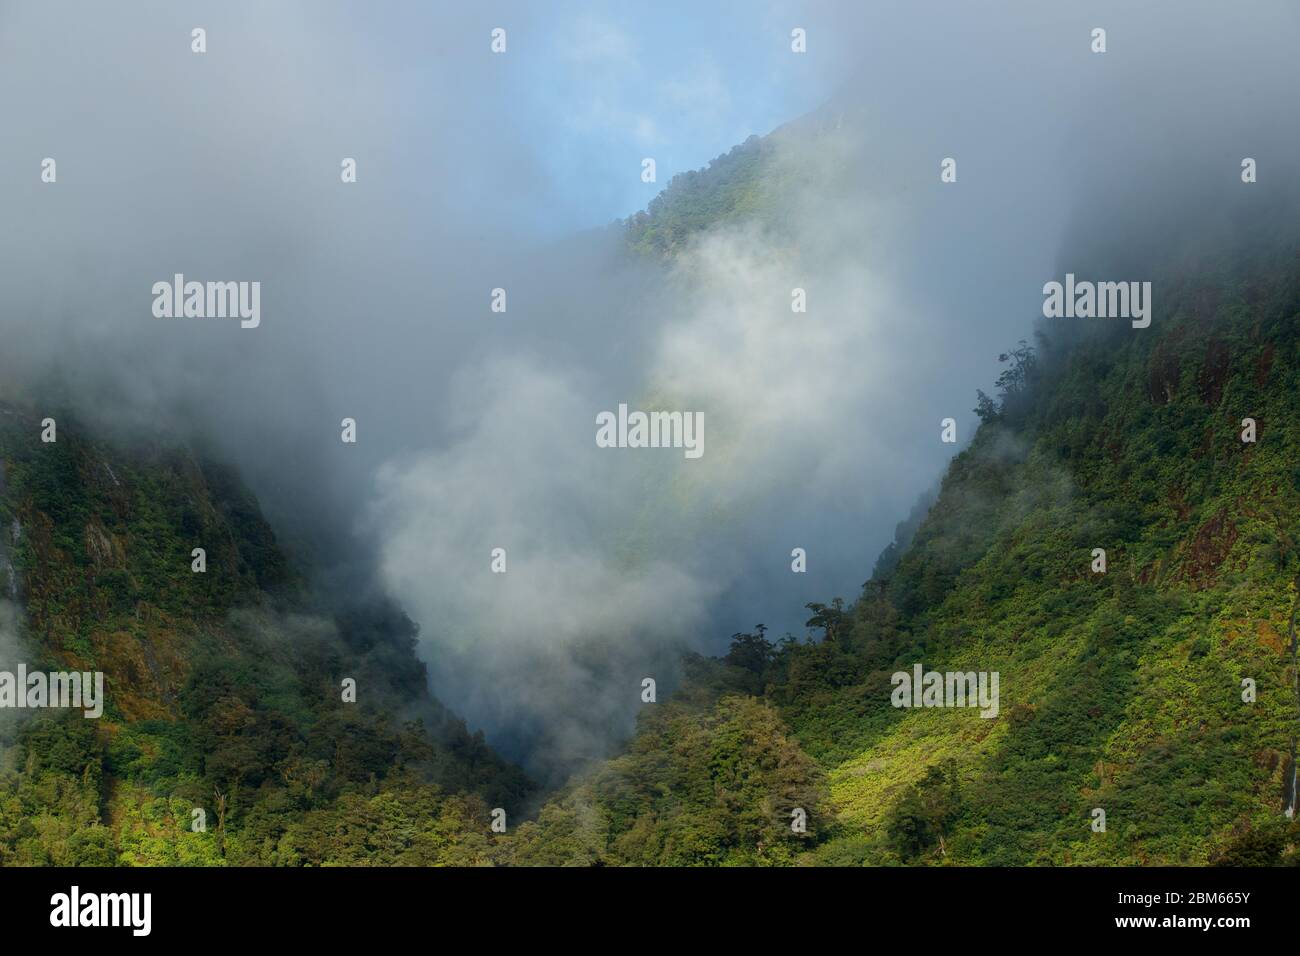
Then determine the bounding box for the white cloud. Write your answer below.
[563,16,637,65]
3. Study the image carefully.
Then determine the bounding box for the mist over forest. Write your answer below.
[2,0,1297,791]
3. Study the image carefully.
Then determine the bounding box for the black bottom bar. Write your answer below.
[0,865,1278,942]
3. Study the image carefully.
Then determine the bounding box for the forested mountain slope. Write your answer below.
[504,210,1300,864]
[0,407,530,865]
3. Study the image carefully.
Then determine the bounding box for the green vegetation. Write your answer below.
[507,692,825,866]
